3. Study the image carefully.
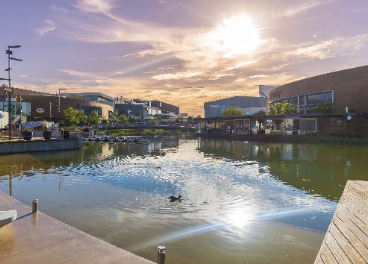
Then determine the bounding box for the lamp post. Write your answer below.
[49,102,57,121]
[1,45,22,140]
[50,102,52,120]
[20,96,22,130]
[58,88,66,124]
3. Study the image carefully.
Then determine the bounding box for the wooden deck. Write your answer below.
[315,180,368,263]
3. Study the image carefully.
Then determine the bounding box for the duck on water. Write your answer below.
[168,195,182,202]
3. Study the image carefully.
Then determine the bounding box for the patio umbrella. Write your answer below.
[21,121,43,128]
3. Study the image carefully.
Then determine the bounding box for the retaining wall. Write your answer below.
[0,133,82,154]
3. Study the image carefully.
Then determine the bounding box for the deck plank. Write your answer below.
[345,184,368,208]
[339,198,368,229]
[345,187,368,212]
[318,243,337,264]
[335,208,368,249]
[325,232,352,263]
[346,183,368,202]
[337,203,368,240]
[314,255,324,264]
[328,223,364,263]
[333,214,368,262]
[343,191,368,222]
[315,181,368,263]
[353,181,368,193]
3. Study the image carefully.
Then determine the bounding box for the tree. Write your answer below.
[268,105,275,115]
[152,117,159,125]
[174,115,185,123]
[88,110,101,125]
[101,116,110,124]
[274,103,283,114]
[267,103,294,115]
[222,107,244,117]
[196,115,202,119]
[187,116,194,122]
[128,115,137,123]
[254,110,266,115]
[282,103,294,114]
[77,110,87,125]
[118,114,128,124]
[63,107,79,127]
[110,112,118,123]
[313,101,334,113]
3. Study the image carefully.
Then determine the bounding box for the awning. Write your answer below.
[21,121,43,128]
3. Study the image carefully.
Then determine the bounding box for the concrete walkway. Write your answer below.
[0,190,155,264]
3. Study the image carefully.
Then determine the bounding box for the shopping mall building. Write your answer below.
[268,65,368,114]
[0,86,113,125]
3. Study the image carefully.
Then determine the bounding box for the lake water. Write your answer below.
[1,134,367,263]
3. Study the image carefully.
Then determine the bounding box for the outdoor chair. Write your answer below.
[0,117,21,138]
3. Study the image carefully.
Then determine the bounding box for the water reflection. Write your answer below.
[0,154,51,196]
[198,138,368,202]
[2,135,360,263]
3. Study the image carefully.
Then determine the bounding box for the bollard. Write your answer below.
[32,198,38,214]
[157,246,165,264]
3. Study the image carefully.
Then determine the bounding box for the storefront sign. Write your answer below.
[1,95,20,102]
[210,105,220,108]
[36,108,44,113]
[270,90,282,99]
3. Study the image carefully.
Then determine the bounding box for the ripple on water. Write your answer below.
[149,200,205,214]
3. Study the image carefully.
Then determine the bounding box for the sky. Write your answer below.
[1,0,368,115]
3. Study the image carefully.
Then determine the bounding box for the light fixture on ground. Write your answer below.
[1,45,22,140]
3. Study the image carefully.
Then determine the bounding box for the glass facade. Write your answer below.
[288,97,298,107]
[307,92,333,105]
[79,105,102,116]
[0,102,31,117]
[270,91,333,114]
[85,95,110,102]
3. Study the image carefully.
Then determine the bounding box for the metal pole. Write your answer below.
[32,198,38,214]
[157,246,165,264]
[8,47,12,140]
[58,88,66,124]
[50,102,52,120]
[20,96,22,130]
[58,90,61,124]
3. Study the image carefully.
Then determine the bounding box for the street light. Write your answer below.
[1,45,22,140]
[50,101,58,120]
[58,88,66,124]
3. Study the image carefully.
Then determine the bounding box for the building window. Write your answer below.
[307,92,332,105]
[288,97,298,107]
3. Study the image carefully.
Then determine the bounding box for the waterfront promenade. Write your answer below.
[0,133,82,154]
[0,190,154,264]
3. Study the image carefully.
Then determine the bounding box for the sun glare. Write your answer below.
[205,15,260,57]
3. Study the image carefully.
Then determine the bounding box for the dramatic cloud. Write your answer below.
[3,0,368,115]
[284,0,336,17]
[35,20,56,36]
[152,70,204,80]
[74,0,116,14]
